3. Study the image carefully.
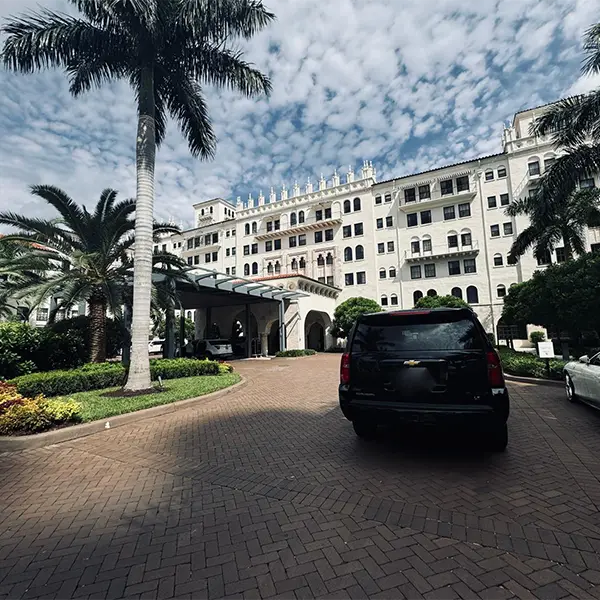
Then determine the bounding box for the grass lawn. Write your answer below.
[57,373,241,423]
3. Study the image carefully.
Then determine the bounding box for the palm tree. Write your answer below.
[0,185,183,362]
[507,188,600,263]
[527,23,600,212]
[2,0,274,390]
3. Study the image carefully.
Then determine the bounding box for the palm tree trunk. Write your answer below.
[89,296,107,363]
[124,65,156,391]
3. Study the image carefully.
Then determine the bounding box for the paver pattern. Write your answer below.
[1,354,600,599]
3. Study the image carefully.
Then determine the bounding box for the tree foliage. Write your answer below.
[0,186,183,362]
[414,295,469,309]
[518,24,600,230]
[331,297,381,339]
[501,252,600,338]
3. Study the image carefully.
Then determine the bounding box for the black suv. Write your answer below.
[339,308,509,451]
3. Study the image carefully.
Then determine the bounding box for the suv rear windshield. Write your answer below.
[351,311,484,352]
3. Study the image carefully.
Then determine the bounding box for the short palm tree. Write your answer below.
[527,23,600,210]
[2,0,274,390]
[0,185,182,362]
[507,188,600,262]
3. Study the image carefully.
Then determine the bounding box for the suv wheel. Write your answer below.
[486,423,508,452]
[352,419,378,440]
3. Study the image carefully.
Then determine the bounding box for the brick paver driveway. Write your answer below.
[2,354,600,600]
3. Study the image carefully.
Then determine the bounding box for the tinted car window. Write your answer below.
[351,313,484,352]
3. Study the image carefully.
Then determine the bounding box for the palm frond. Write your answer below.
[161,72,216,158]
[191,45,272,97]
[504,196,531,218]
[583,23,600,75]
[533,145,600,213]
[2,10,119,72]
[67,54,130,95]
[508,226,542,262]
[176,0,276,41]
[530,92,600,146]
[30,184,89,239]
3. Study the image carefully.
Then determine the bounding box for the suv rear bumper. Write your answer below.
[339,388,509,426]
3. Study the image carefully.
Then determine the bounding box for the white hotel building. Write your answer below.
[157,102,600,352]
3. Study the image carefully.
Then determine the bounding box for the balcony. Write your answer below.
[404,241,480,262]
[399,189,477,212]
[254,216,342,240]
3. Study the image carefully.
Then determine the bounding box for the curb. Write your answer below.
[505,373,564,388]
[0,376,247,453]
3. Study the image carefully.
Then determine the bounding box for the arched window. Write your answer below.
[427,289,437,297]
[390,294,398,306]
[353,197,361,211]
[317,254,325,267]
[251,222,257,234]
[299,257,306,269]
[485,170,494,181]
[344,247,353,262]
[326,253,333,265]
[201,209,204,216]
[497,284,507,298]
[355,245,364,260]
[290,212,297,226]
[389,267,396,278]
[245,223,250,235]
[186,311,192,320]
[451,287,463,299]
[274,261,281,274]
[291,258,298,271]
[379,268,387,279]
[298,211,305,223]
[493,253,503,267]
[267,263,273,274]
[343,200,351,214]
[381,295,388,306]
[244,263,250,276]
[466,286,479,304]
[252,262,258,275]
[413,290,423,305]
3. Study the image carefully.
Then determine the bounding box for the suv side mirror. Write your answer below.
[579,355,590,364]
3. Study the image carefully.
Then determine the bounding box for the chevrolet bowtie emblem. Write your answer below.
[404,360,421,367]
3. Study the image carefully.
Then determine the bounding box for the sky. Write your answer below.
[0,0,599,229]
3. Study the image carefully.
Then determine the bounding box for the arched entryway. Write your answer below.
[231,310,259,357]
[267,320,281,355]
[304,310,333,351]
[307,322,324,351]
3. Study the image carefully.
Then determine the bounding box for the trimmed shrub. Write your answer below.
[275,349,317,358]
[497,346,566,381]
[0,383,82,435]
[529,331,546,345]
[218,363,234,374]
[0,322,86,379]
[10,358,222,397]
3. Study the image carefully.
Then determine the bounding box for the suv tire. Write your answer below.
[486,423,508,452]
[353,419,378,440]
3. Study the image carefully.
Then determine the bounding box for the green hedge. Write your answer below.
[498,346,566,381]
[10,358,221,397]
[275,349,317,358]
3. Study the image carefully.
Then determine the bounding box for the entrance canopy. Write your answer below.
[153,267,309,310]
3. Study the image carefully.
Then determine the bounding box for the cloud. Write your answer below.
[0,0,597,229]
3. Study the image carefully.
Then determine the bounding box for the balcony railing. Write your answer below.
[404,240,480,261]
[398,188,476,212]
[254,216,342,240]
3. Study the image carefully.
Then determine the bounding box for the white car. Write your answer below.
[564,352,600,408]
[195,339,233,360]
[148,339,165,354]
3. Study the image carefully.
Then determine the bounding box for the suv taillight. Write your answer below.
[487,351,504,387]
[340,353,351,384]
